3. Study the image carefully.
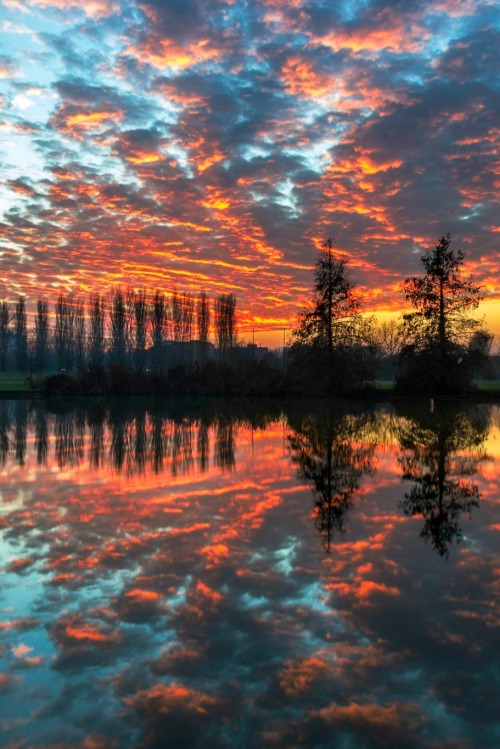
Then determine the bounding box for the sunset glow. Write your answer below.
[0,0,498,343]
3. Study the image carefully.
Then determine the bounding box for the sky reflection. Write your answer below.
[0,399,499,748]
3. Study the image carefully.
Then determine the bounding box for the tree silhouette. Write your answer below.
[289,238,373,394]
[15,296,28,372]
[398,234,483,395]
[292,237,361,351]
[397,405,489,557]
[288,407,375,551]
[0,301,11,371]
[214,293,237,358]
[34,298,49,373]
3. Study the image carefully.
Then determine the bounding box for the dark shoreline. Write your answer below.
[2,387,500,402]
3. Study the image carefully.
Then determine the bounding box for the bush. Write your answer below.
[395,343,475,397]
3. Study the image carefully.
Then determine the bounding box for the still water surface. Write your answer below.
[0,398,499,748]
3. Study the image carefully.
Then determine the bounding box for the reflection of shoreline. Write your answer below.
[0,400,242,476]
[0,401,495,554]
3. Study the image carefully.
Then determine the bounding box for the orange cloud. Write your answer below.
[126,37,222,71]
[281,57,333,98]
[196,581,223,603]
[280,656,331,696]
[124,682,218,716]
[125,589,162,603]
[317,700,424,734]
[356,580,400,599]
[64,623,120,643]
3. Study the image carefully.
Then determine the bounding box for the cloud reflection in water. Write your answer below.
[0,399,499,748]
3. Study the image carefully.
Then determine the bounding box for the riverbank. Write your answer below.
[2,372,500,400]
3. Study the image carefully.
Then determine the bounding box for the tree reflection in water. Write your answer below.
[0,399,492,561]
[287,406,375,551]
[1,400,242,478]
[397,403,490,557]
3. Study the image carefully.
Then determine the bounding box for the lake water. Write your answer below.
[0,398,499,749]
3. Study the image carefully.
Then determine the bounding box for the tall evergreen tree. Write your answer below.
[292,238,361,351]
[289,238,370,394]
[398,233,482,395]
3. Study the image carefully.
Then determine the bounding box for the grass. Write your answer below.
[368,379,500,396]
[369,380,395,391]
[0,372,32,391]
[473,379,500,392]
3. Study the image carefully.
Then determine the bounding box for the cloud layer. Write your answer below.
[0,0,499,336]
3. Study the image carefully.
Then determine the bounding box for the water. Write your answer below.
[0,398,499,749]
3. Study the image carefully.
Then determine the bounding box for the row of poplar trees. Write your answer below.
[0,289,237,373]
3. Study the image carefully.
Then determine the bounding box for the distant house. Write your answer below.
[146,340,216,367]
[233,343,270,362]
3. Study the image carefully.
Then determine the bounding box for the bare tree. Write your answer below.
[0,301,12,371]
[15,296,28,372]
[171,289,182,343]
[151,290,166,372]
[197,292,210,343]
[34,298,49,372]
[109,288,128,365]
[197,292,210,364]
[369,318,403,359]
[134,289,148,371]
[88,292,105,367]
[74,298,86,370]
[180,292,195,342]
[214,293,237,357]
[54,294,75,371]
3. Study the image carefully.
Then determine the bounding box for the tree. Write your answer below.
[214,293,237,357]
[398,233,482,395]
[151,290,166,373]
[0,301,12,371]
[468,329,494,378]
[292,238,361,351]
[289,238,370,393]
[74,298,86,371]
[34,298,49,372]
[197,292,210,344]
[54,294,75,371]
[88,292,105,368]
[134,289,148,371]
[370,318,404,379]
[109,288,128,365]
[14,296,28,372]
[197,292,211,365]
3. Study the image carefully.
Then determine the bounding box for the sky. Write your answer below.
[0,0,499,344]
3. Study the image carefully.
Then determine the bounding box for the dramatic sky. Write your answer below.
[0,0,499,342]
